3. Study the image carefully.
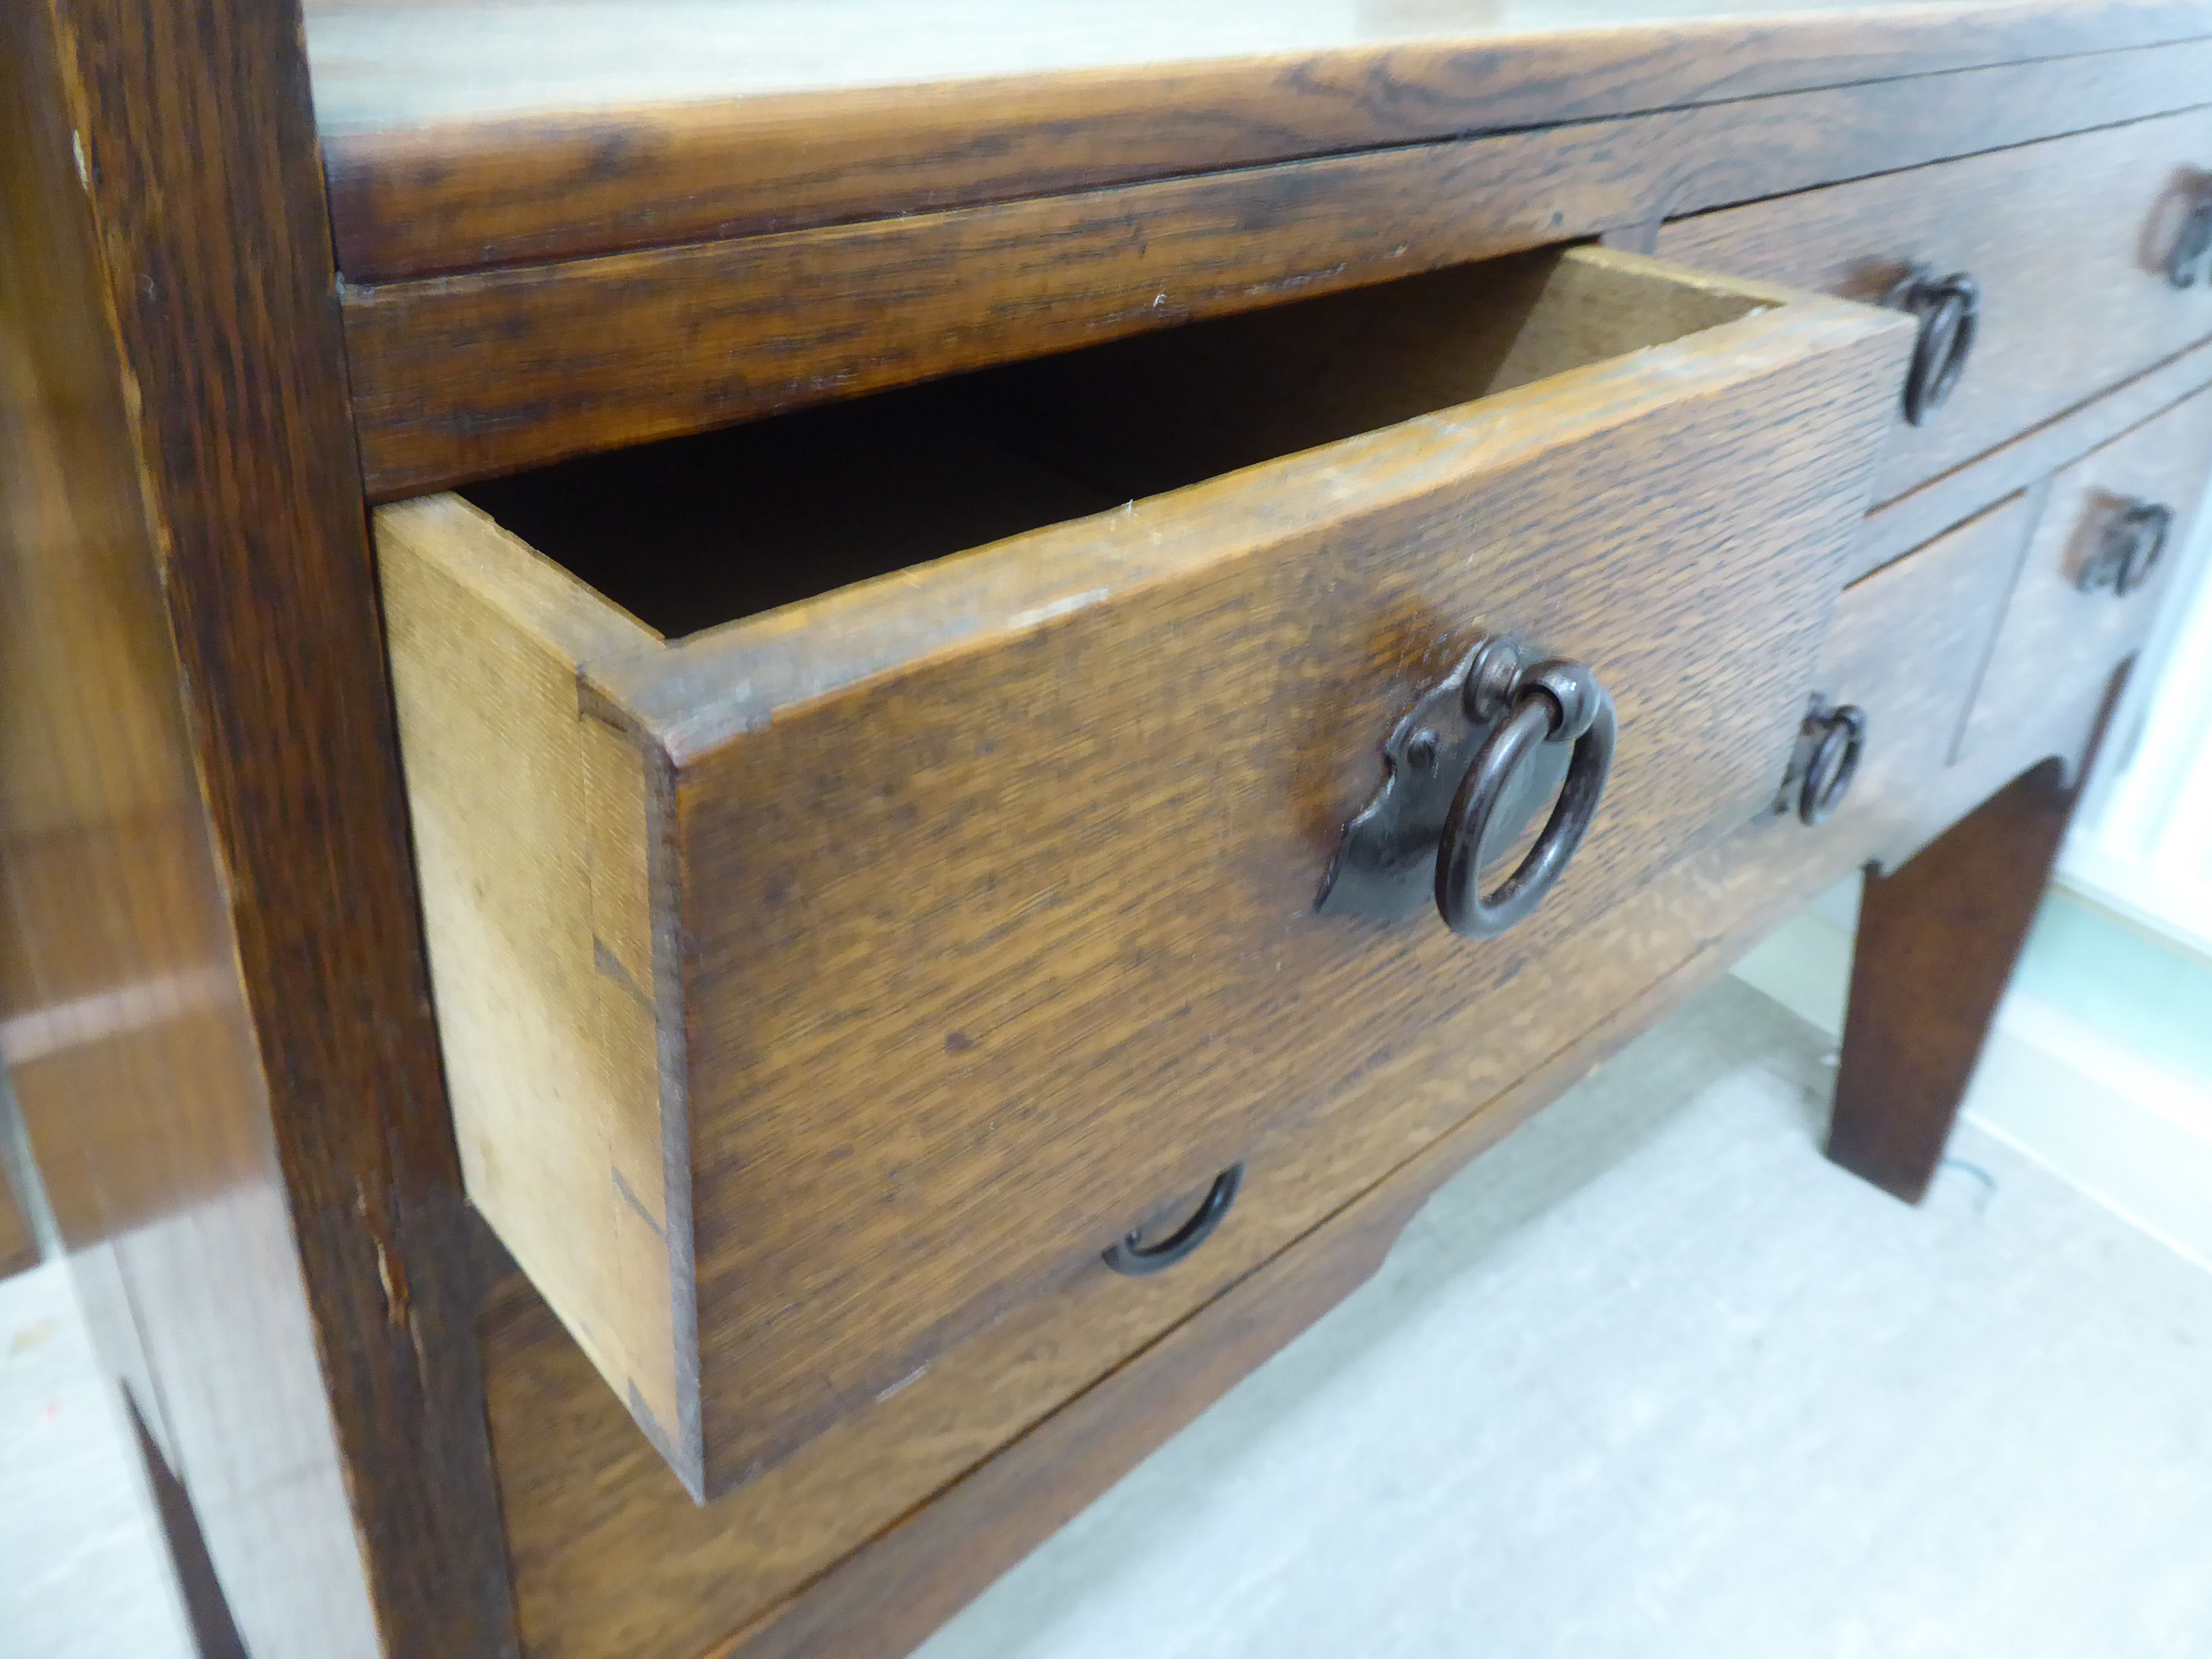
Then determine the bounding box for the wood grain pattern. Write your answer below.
[378,497,697,1480]
[2,1,519,1652]
[489,513,2081,1658]
[310,0,2212,279]
[1818,497,2039,866]
[481,709,1874,1659]
[1655,106,2212,505]
[0,8,378,1650]
[697,661,2123,1659]
[1852,335,2212,582]
[342,41,2212,499]
[1960,382,2212,760]
[388,247,1908,1498]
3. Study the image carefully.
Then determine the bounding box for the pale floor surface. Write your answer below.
[0,1259,191,1659]
[11,979,2212,1657]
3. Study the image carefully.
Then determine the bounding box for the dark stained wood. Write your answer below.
[0,9,375,1650]
[312,0,2212,280]
[1654,106,2212,504]
[1,2,516,1653]
[127,1400,251,1659]
[1818,497,2040,863]
[498,630,2087,1659]
[390,250,1907,1496]
[478,362,2148,1659]
[1852,335,2212,583]
[1827,743,2106,1203]
[342,41,2212,499]
[483,771,1873,1659]
[707,657,2130,1659]
[1959,382,2212,760]
[692,807,1885,1659]
[476,413,2153,1659]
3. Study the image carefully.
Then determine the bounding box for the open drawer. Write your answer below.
[377,246,1908,1498]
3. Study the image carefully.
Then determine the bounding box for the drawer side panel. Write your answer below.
[377,498,701,1490]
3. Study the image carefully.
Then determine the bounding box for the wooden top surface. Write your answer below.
[308,0,2212,279]
[306,0,1980,123]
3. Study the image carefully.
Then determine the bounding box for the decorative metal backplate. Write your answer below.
[1315,642,1571,922]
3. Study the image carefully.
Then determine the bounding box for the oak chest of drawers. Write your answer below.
[7,4,2212,1657]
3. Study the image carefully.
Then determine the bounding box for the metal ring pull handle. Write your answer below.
[1435,657,1616,940]
[2170,188,2212,289]
[1797,703,1867,826]
[1885,266,1980,426]
[1102,1164,1242,1276]
[2079,498,2176,596]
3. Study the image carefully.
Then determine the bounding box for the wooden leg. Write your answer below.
[126,1395,247,1659]
[1826,758,2079,1202]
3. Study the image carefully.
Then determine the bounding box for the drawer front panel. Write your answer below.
[1655,109,2212,506]
[1961,384,2212,769]
[1811,496,2035,861]
[647,276,1905,1493]
[385,248,1910,1500]
[486,493,2026,1657]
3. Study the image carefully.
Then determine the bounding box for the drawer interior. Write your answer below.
[459,247,1764,638]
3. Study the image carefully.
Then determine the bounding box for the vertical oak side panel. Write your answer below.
[21,1,522,1648]
[378,497,699,1489]
[1,5,383,1653]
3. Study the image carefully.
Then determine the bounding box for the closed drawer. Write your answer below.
[1655,110,2212,506]
[377,246,1907,1499]
[1961,383,2212,766]
[1805,496,2035,860]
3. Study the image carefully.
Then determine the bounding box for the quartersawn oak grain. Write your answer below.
[1819,497,2039,863]
[382,246,1910,1499]
[342,39,2212,498]
[483,485,2095,1659]
[310,0,2212,280]
[1655,106,2212,505]
[1852,334,2212,583]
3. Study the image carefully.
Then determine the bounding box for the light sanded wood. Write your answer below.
[1961,382,2212,766]
[382,247,1912,1498]
[375,496,705,1487]
[1655,106,2212,506]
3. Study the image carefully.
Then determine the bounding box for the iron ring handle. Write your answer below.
[1435,662,1616,940]
[2116,500,2175,596]
[2170,194,2212,289]
[1887,268,1979,427]
[2078,499,2176,596]
[1799,705,1867,827]
[1102,1164,1242,1276]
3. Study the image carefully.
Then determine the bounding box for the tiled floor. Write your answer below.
[14,977,2212,1658]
